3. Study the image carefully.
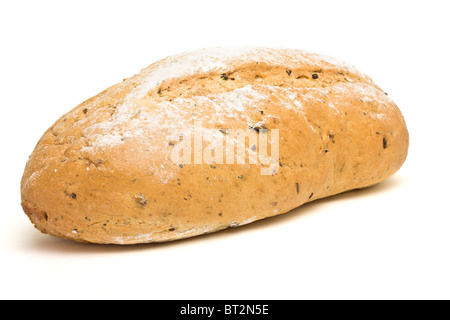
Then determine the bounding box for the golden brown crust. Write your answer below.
[20,47,409,244]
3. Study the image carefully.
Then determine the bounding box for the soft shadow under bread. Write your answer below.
[19,174,406,254]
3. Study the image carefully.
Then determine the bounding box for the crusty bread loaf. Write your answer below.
[20,47,409,244]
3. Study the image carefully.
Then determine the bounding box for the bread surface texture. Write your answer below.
[21,47,409,244]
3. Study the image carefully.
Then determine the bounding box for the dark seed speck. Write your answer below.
[329,133,335,143]
[250,124,267,133]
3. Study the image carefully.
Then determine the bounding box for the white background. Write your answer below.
[1,0,449,300]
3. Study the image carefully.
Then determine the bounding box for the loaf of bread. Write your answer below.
[20,47,409,244]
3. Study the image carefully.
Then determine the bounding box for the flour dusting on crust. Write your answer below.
[78,47,382,184]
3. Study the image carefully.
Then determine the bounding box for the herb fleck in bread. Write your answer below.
[20,47,409,244]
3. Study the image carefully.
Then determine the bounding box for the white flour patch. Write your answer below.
[78,47,381,183]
